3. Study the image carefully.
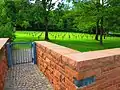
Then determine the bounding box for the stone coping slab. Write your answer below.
[64,48,120,62]
[0,38,9,50]
[35,41,80,55]
[36,41,120,61]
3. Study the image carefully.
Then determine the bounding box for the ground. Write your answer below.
[14,31,120,52]
[4,63,53,90]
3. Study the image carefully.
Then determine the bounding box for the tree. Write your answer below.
[72,0,120,45]
[39,0,61,40]
[72,1,97,33]
[104,0,120,32]
[94,0,100,41]
[10,0,44,31]
[49,3,65,31]
[0,0,16,41]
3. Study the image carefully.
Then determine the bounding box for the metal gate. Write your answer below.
[6,42,36,67]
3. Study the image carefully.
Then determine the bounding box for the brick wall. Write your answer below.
[0,46,8,90]
[0,38,9,90]
[36,41,120,90]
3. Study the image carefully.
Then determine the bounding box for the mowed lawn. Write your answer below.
[14,31,120,52]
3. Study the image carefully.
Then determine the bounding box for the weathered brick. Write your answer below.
[65,66,83,81]
[45,57,51,66]
[0,57,8,90]
[54,69,61,81]
[114,55,120,64]
[50,61,56,69]
[65,77,76,90]
[50,50,61,64]
[56,64,65,75]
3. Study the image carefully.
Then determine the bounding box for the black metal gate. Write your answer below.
[7,42,36,67]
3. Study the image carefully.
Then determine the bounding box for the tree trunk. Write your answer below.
[100,17,103,45]
[103,27,106,39]
[104,31,106,39]
[95,19,99,40]
[100,0,104,45]
[44,15,49,41]
[42,0,49,41]
[100,30,103,45]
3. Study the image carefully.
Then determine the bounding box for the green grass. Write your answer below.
[12,43,32,49]
[14,31,120,52]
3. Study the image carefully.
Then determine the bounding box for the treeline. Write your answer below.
[0,0,120,44]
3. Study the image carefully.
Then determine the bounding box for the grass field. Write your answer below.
[14,31,120,52]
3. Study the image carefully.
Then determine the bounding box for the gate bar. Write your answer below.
[6,43,12,68]
[11,42,32,45]
[32,42,37,64]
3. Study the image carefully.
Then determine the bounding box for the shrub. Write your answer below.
[0,22,15,41]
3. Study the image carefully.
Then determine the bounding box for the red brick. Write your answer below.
[54,69,61,81]
[116,83,120,89]
[55,83,61,90]
[61,55,69,65]
[65,66,83,81]
[65,77,76,90]
[48,66,54,74]
[49,74,54,84]
[104,85,117,90]
[101,64,120,74]
[97,76,120,90]
[59,83,66,90]
[50,61,56,69]
[56,64,65,75]
[0,82,4,90]
[80,68,101,79]
[50,50,61,64]
[60,74,65,83]
[0,58,7,90]
[114,55,120,64]
[47,54,53,60]
[43,62,47,68]
[45,57,51,66]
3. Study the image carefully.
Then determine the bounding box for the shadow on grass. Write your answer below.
[51,39,120,52]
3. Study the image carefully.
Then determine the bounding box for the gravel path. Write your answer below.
[4,63,53,90]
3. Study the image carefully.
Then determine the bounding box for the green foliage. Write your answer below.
[0,0,15,40]
[71,0,120,32]
[0,22,15,40]
[104,0,120,32]
[21,21,30,29]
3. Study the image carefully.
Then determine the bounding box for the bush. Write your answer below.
[0,22,15,41]
[109,33,120,37]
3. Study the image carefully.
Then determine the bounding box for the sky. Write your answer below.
[29,0,73,8]
[52,0,73,8]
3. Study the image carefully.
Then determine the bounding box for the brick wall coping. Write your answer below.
[64,48,120,61]
[36,41,120,61]
[35,41,80,55]
[0,38,9,50]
